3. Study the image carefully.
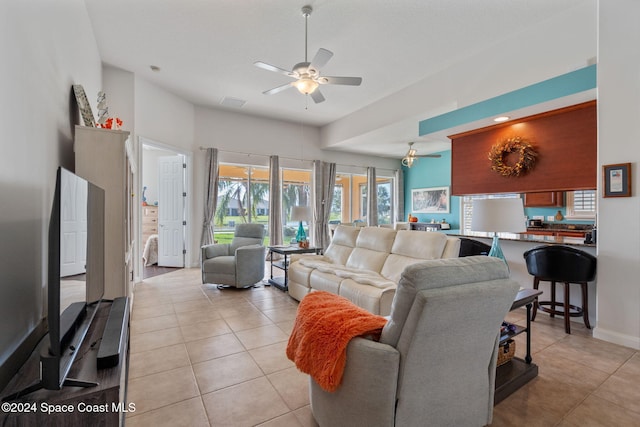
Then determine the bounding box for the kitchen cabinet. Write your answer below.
[523,191,564,207]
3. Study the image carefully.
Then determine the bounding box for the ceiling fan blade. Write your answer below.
[416,154,442,158]
[310,89,325,104]
[254,61,294,77]
[319,76,363,86]
[309,48,333,72]
[263,83,294,95]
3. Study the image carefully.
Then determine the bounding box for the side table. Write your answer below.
[268,245,322,291]
[494,288,543,404]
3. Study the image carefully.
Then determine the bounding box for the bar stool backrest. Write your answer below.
[523,245,596,283]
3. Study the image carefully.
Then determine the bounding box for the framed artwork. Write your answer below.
[411,186,450,213]
[72,84,96,127]
[602,163,631,198]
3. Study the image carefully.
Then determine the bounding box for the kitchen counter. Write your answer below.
[443,230,596,247]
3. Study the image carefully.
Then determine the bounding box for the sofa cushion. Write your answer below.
[324,226,360,265]
[310,270,345,295]
[345,227,395,272]
[339,279,397,316]
[390,230,447,258]
[379,231,449,282]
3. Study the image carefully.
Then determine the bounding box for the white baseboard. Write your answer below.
[593,326,640,350]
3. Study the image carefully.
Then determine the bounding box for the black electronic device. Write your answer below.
[2,167,105,400]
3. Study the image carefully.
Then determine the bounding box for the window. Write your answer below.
[215,164,269,243]
[282,168,311,243]
[461,193,520,234]
[335,173,394,224]
[565,190,596,219]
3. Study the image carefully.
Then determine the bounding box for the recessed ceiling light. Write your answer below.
[494,116,510,122]
[150,65,161,72]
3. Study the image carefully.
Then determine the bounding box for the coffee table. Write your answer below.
[267,245,322,291]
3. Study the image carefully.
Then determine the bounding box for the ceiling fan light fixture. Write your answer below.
[402,154,416,168]
[293,77,319,94]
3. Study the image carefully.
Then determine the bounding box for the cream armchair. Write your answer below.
[201,223,266,288]
[309,256,520,427]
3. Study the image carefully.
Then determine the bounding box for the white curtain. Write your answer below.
[201,148,218,247]
[312,160,336,250]
[394,169,405,223]
[367,167,378,226]
[268,155,283,249]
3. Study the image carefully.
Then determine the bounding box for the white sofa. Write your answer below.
[288,225,460,315]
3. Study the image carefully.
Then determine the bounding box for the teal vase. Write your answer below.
[296,221,306,242]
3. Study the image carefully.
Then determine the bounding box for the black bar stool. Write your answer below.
[523,245,597,334]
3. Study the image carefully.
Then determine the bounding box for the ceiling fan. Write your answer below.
[254,5,362,104]
[402,142,441,168]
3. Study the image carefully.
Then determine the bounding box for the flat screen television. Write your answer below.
[3,167,105,399]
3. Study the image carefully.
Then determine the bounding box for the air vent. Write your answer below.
[220,97,246,108]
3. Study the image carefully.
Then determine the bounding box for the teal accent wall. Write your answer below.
[406,66,597,227]
[419,65,597,136]
[404,151,593,226]
[404,150,461,227]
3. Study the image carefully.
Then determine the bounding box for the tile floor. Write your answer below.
[126,267,640,427]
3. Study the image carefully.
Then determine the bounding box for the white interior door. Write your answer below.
[158,156,185,267]
[60,172,88,277]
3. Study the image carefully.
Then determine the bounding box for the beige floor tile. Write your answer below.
[293,406,319,427]
[561,394,640,427]
[168,288,208,303]
[130,313,179,335]
[175,308,222,327]
[531,350,610,391]
[262,306,299,323]
[276,319,296,335]
[593,373,640,413]
[125,397,209,427]
[193,352,263,394]
[545,334,635,374]
[493,374,590,421]
[235,324,290,350]
[129,343,191,379]
[249,341,295,374]
[180,318,232,342]
[256,412,303,427]
[173,299,214,314]
[131,302,175,320]
[201,377,290,427]
[127,366,200,415]
[615,352,640,379]
[224,311,274,332]
[216,304,263,319]
[129,326,184,354]
[268,367,310,410]
[186,333,246,364]
[132,293,173,308]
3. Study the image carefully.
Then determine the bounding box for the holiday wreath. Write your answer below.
[488,136,537,177]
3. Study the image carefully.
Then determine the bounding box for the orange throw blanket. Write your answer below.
[286,291,388,392]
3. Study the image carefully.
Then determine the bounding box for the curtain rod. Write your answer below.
[198,146,399,173]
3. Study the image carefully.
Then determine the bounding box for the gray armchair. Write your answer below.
[201,223,266,288]
[309,256,520,427]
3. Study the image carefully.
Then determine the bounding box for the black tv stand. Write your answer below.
[1,377,97,402]
[0,301,130,426]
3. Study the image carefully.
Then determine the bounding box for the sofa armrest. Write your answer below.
[201,243,230,260]
[235,244,266,285]
[310,337,400,427]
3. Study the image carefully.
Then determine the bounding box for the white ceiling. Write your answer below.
[84,0,591,157]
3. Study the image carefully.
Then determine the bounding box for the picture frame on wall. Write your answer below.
[602,163,632,198]
[411,186,450,213]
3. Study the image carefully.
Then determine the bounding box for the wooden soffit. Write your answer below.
[449,100,596,195]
